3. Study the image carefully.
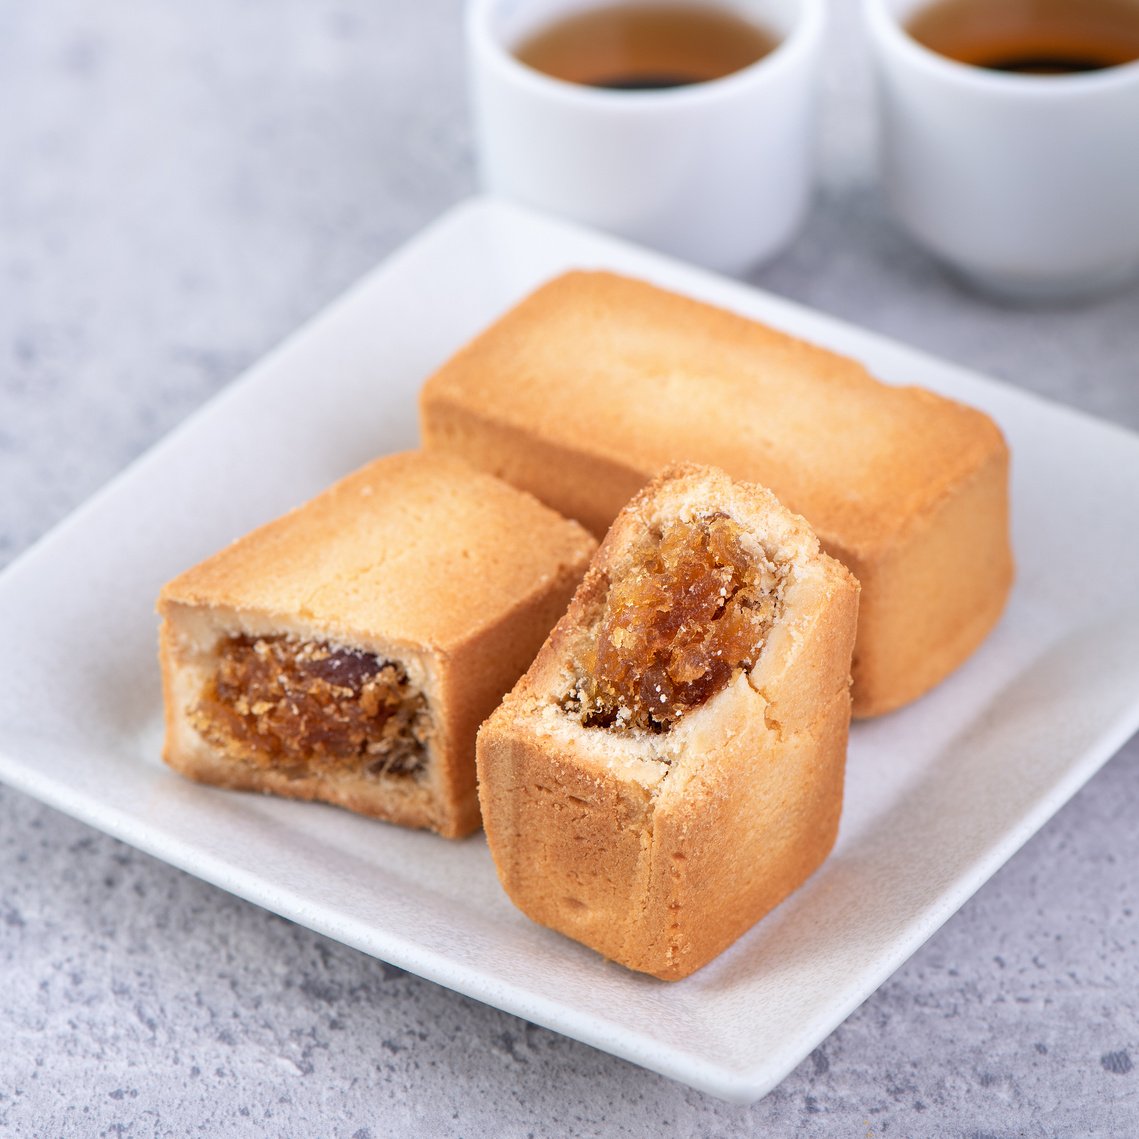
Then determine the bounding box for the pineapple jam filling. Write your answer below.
[191,635,431,778]
[562,512,789,734]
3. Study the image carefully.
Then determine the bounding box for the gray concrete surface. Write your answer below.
[2,1,1138,1134]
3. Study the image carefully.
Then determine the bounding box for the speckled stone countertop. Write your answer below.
[2,1,1139,1135]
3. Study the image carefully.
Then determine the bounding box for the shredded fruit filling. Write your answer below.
[563,513,786,733]
[191,635,430,777]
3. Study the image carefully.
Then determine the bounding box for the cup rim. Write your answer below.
[863,0,1139,97]
[467,0,826,109]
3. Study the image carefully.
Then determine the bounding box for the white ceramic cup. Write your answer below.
[864,0,1139,301]
[466,0,825,274]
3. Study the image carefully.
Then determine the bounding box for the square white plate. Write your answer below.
[2,198,1139,1104]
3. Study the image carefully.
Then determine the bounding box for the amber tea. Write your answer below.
[513,2,779,90]
[906,0,1139,74]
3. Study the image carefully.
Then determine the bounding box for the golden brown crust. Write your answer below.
[158,451,597,838]
[476,464,859,978]
[155,715,448,832]
[420,270,1014,716]
[159,450,596,652]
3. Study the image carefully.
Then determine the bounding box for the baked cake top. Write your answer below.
[420,270,1008,551]
[159,450,596,651]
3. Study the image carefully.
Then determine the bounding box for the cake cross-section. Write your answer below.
[476,464,860,978]
[158,451,597,838]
